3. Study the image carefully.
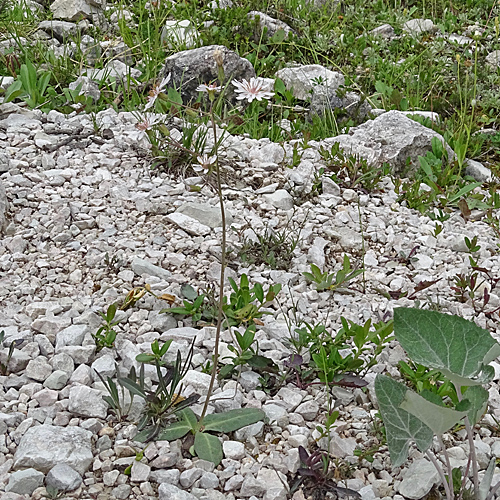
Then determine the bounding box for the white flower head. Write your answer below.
[196,82,222,94]
[193,153,217,172]
[144,73,171,110]
[232,77,274,103]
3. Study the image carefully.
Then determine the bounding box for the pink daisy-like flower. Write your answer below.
[196,82,222,94]
[193,153,217,172]
[135,114,160,136]
[144,74,171,111]
[232,77,274,103]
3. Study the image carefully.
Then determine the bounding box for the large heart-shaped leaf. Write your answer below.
[375,375,433,467]
[394,308,500,386]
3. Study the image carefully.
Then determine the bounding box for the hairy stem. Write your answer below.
[199,103,226,424]
[427,449,453,500]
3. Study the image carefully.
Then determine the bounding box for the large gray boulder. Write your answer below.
[310,87,372,125]
[13,425,93,475]
[50,0,104,22]
[159,45,255,104]
[324,110,455,177]
[275,64,344,101]
[247,11,294,40]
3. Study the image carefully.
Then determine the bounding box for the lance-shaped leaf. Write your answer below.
[394,308,500,386]
[375,375,433,467]
[399,388,468,435]
[202,408,265,433]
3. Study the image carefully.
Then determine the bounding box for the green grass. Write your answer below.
[0,0,499,162]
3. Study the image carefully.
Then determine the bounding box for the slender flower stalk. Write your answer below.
[144,74,171,110]
[198,95,226,426]
[232,77,274,103]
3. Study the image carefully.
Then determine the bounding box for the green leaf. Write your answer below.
[136,353,156,363]
[375,375,433,467]
[180,283,198,301]
[479,458,496,500]
[157,420,192,441]
[202,408,265,433]
[4,80,23,103]
[399,387,467,435]
[118,377,148,398]
[254,283,264,303]
[179,408,198,430]
[463,385,489,425]
[194,432,223,465]
[394,308,500,386]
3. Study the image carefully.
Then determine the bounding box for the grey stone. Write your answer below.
[398,459,440,499]
[160,45,255,105]
[91,354,116,381]
[263,404,288,426]
[86,60,142,82]
[112,484,132,499]
[14,425,93,474]
[161,20,199,49]
[5,468,44,495]
[69,76,100,102]
[264,189,294,210]
[369,24,395,38]
[183,370,215,395]
[223,440,245,460]
[150,468,180,484]
[38,20,80,42]
[310,88,372,125]
[25,357,53,382]
[57,345,95,364]
[131,257,172,281]
[403,18,437,36]
[486,50,500,69]
[199,471,219,488]
[166,212,212,236]
[325,110,455,177]
[180,468,203,488]
[55,324,88,349]
[68,385,108,419]
[149,310,177,333]
[275,64,344,101]
[0,153,10,173]
[465,159,492,182]
[50,352,75,374]
[235,421,265,440]
[177,202,233,228]
[247,11,293,40]
[294,400,319,420]
[31,316,71,336]
[46,463,82,491]
[328,434,357,458]
[0,180,9,231]
[159,483,198,500]
[50,0,103,22]
[239,475,267,497]
[131,461,151,482]
[0,349,30,373]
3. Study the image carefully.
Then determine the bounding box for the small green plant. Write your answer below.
[303,255,363,292]
[151,406,265,466]
[97,365,139,422]
[375,308,500,500]
[165,276,281,329]
[219,325,277,379]
[290,446,360,498]
[398,360,458,405]
[237,217,302,270]
[4,59,51,109]
[0,330,22,376]
[92,303,120,353]
[319,142,390,192]
[120,340,199,442]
